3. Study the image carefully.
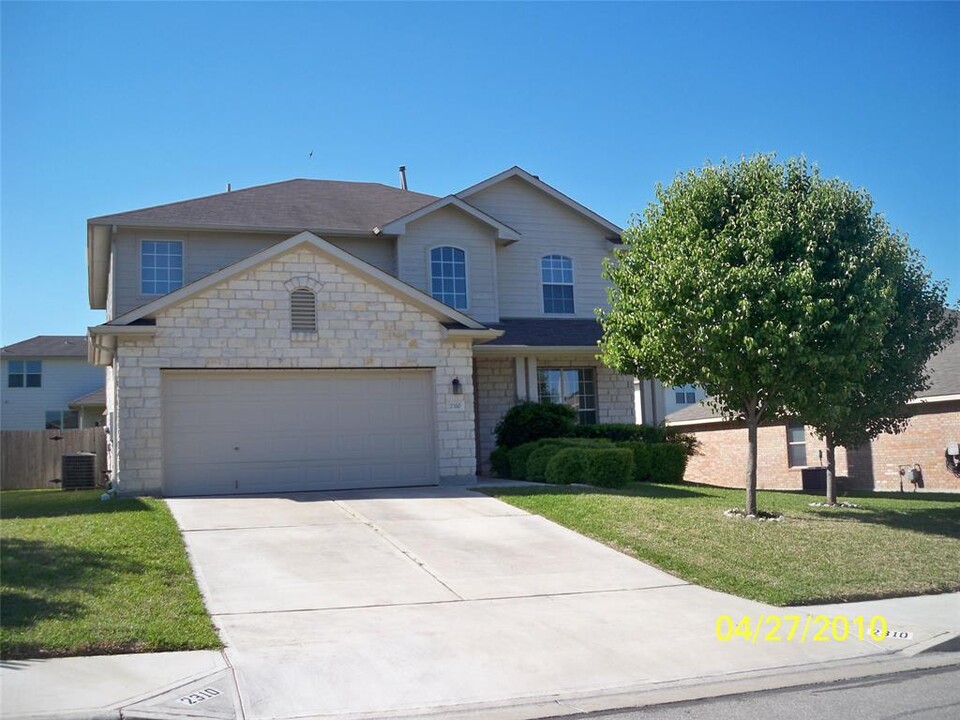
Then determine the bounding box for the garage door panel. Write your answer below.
[162,370,438,496]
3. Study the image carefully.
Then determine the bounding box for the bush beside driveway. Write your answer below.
[0,489,221,659]
[484,482,960,606]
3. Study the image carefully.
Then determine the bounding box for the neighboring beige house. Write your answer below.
[1,336,105,430]
[665,331,960,493]
[86,167,636,496]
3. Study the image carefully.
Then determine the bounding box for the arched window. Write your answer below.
[290,287,317,332]
[541,255,574,314]
[430,246,468,310]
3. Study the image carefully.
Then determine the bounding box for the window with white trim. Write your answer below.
[541,255,574,314]
[46,410,79,430]
[538,367,597,424]
[8,360,42,388]
[290,288,317,332]
[141,240,183,295]
[674,384,697,405]
[787,421,807,467]
[430,246,467,310]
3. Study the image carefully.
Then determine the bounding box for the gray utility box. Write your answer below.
[61,453,97,490]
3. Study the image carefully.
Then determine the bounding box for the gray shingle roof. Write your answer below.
[1,336,88,358]
[69,387,106,407]
[485,318,603,347]
[89,179,439,234]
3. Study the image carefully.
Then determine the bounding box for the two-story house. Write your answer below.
[86,167,636,496]
[1,336,105,429]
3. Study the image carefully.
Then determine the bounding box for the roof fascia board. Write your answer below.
[88,225,111,309]
[87,220,378,238]
[445,329,505,344]
[907,393,960,405]
[473,344,600,355]
[456,166,623,237]
[106,231,486,330]
[375,196,521,242]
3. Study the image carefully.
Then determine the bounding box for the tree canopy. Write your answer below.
[600,154,953,514]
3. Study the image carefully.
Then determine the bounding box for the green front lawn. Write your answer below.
[485,483,960,606]
[1,490,221,659]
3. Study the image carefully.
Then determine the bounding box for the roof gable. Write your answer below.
[374,195,521,243]
[456,166,622,238]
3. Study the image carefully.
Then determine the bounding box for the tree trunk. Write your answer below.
[745,405,759,516]
[825,431,837,505]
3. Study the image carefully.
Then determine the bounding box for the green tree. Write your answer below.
[600,154,950,515]
[795,251,955,504]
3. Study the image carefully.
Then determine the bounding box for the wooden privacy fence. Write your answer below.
[1,428,107,490]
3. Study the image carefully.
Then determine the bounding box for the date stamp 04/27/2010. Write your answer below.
[716,615,912,643]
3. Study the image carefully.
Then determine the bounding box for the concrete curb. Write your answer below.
[343,652,960,720]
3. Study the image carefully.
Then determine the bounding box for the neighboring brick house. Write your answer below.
[86,167,636,496]
[1,336,105,430]
[666,331,960,492]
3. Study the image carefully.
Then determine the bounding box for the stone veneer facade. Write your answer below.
[474,354,637,474]
[679,402,960,492]
[109,244,476,495]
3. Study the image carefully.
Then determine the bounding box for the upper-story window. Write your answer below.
[290,288,318,332]
[430,246,468,310]
[541,255,574,314]
[674,385,697,405]
[8,360,42,388]
[141,240,184,296]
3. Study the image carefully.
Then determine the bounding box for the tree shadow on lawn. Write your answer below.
[489,481,711,501]
[806,506,960,540]
[0,491,151,520]
[0,537,146,630]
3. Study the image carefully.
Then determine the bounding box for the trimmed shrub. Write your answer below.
[647,443,688,483]
[494,402,577,449]
[508,441,545,480]
[544,447,635,489]
[574,423,666,444]
[621,441,654,482]
[489,447,512,478]
[544,448,586,485]
[525,438,614,481]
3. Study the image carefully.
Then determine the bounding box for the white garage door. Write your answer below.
[161,370,437,496]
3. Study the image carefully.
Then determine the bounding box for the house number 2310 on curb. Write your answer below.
[178,688,222,705]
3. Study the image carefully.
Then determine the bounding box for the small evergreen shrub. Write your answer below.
[647,443,688,483]
[544,448,586,485]
[489,447,512,478]
[544,447,634,488]
[574,423,666,443]
[621,441,654,482]
[508,441,546,480]
[524,438,613,481]
[494,402,577,449]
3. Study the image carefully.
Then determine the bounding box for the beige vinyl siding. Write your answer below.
[1,358,105,430]
[465,176,615,319]
[397,206,500,323]
[111,229,396,317]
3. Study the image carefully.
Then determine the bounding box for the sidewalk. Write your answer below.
[2,592,957,720]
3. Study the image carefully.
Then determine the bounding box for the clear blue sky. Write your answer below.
[2,1,957,345]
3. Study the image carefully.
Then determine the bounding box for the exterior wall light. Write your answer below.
[452,377,462,395]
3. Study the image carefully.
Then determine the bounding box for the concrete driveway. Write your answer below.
[165,486,899,720]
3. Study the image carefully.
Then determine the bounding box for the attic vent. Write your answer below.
[290,288,317,332]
